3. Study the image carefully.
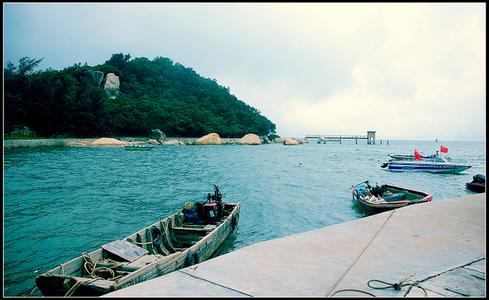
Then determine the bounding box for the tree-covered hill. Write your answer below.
[4,53,276,138]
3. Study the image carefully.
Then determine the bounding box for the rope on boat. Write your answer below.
[62,253,126,296]
[29,285,39,296]
[60,263,65,275]
[64,277,101,297]
[331,274,427,297]
[81,252,122,279]
[132,240,154,245]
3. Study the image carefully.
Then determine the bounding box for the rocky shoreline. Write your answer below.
[4,134,309,150]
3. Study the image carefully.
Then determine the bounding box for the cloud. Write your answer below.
[3,3,485,140]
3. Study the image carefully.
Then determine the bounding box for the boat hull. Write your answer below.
[352,183,432,213]
[35,202,240,296]
[385,163,471,174]
[466,182,485,193]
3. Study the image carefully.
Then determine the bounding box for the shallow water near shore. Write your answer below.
[3,140,486,296]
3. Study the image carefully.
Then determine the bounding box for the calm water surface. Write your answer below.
[3,140,486,295]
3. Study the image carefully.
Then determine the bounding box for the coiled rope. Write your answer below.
[81,252,122,279]
[63,252,123,296]
[331,274,427,297]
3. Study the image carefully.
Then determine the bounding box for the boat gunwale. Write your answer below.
[36,201,240,295]
[352,183,432,209]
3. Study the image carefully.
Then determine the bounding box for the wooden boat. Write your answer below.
[352,181,432,213]
[35,186,240,296]
[124,144,155,151]
[466,174,485,193]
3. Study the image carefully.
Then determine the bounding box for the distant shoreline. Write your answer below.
[3,137,281,149]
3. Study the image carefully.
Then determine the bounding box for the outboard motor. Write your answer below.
[370,184,385,197]
[206,184,223,222]
[473,174,486,183]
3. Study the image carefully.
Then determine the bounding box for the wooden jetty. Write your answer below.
[306,131,377,144]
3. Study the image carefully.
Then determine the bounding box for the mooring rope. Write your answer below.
[63,252,125,297]
[64,277,101,297]
[29,285,39,296]
[132,240,154,245]
[82,253,121,279]
[331,274,427,297]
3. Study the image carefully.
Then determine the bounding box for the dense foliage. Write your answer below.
[4,54,276,138]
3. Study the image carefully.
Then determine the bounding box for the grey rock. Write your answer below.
[150,129,167,142]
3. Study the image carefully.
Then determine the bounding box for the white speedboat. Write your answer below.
[381,156,471,174]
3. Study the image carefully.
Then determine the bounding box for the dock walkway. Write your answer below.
[105,193,486,297]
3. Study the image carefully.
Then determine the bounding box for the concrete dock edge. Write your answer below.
[105,193,486,297]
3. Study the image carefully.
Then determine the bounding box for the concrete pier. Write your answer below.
[105,194,486,297]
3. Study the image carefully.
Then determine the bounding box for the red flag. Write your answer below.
[440,146,448,153]
[414,149,421,160]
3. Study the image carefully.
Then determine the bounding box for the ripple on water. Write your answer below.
[3,141,486,295]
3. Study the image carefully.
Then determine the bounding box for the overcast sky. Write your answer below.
[3,3,486,141]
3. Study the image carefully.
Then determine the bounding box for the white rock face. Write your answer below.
[104,73,120,99]
[283,138,299,145]
[90,137,127,146]
[238,134,261,145]
[195,133,222,145]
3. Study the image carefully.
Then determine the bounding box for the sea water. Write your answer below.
[3,140,486,296]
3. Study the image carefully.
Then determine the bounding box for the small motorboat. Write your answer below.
[352,180,433,213]
[35,185,240,296]
[466,174,485,193]
[381,156,471,174]
[124,144,155,151]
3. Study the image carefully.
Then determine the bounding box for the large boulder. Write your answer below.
[195,133,222,145]
[104,73,120,99]
[150,129,167,142]
[283,138,299,145]
[90,137,127,146]
[238,133,261,145]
